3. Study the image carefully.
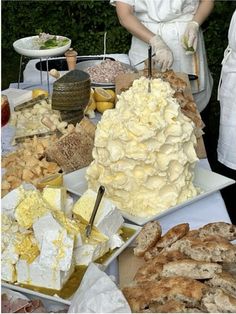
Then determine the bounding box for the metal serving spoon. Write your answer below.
[85,185,105,238]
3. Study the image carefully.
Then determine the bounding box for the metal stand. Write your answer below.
[17,55,50,93]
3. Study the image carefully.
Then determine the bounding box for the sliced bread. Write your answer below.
[134,221,162,257]
[162,259,222,279]
[199,222,236,241]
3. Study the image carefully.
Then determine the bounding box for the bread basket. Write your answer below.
[52,69,91,111]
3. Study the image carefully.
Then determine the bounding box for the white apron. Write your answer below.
[217,10,236,170]
[111,0,213,112]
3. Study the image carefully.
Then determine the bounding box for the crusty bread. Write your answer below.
[144,223,189,260]
[199,222,236,241]
[201,288,236,313]
[206,271,236,298]
[148,300,202,313]
[122,276,208,313]
[182,236,236,263]
[134,262,163,283]
[162,259,222,280]
[135,251,187,283]
[134,221,162,257]
[165,235,236,263]
[156,223,190,249]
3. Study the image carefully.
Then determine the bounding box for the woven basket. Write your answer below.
[52,70,91,111]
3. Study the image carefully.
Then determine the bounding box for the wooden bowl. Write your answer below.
[52,70,91,111]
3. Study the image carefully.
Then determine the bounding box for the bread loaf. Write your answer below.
[124,221,236,313]
[134,221,162,257]
[162,259,222,280]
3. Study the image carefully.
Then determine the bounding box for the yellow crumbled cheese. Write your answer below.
[15,190,50,228]
[15,234,40,264]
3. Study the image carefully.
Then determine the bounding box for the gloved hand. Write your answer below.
[181,21,199,55]
[149,35,173,72]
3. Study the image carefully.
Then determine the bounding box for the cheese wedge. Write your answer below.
[73,189,124,237]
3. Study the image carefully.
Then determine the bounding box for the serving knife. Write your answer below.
[85,185,105,238]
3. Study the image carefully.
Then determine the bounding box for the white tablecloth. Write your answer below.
[1,82,233,309]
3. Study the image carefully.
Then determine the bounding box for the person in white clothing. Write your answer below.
[110,0,214,113]
[217,9,236,224]
[217,9,236,171]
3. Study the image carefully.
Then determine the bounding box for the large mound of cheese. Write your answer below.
[86,77,199,217]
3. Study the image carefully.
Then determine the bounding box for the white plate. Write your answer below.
[63,164,235,226]
[1,223,141,305]
[13,36,71,58]
[1,287,29,301]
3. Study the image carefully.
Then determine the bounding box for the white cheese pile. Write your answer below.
[86,76,199,217]
[1,185,124,290]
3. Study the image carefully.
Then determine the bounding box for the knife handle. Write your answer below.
[88,185,105,227]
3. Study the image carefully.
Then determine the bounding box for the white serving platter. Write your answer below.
[63,164,235,226]
[13,36,71,58]
[1,223,141,305]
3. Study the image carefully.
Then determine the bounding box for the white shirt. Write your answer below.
[110,0,213,112]
[217,10,236,170]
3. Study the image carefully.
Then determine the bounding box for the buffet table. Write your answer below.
[1,54,235,312]
[2,87,233,231]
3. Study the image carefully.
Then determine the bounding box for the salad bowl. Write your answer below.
[13,35,71,58]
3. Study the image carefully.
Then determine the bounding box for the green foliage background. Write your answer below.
[2,0,235,90]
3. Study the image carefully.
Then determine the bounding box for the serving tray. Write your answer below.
[63,164,235,226]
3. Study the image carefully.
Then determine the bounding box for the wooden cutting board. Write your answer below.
[115,72,206,159]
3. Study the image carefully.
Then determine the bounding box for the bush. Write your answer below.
[1,0,235,91]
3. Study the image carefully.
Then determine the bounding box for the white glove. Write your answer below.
[149,35,173,72]
[181,21,199,55]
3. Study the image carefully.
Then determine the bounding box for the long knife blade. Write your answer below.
[134,53,155,67]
